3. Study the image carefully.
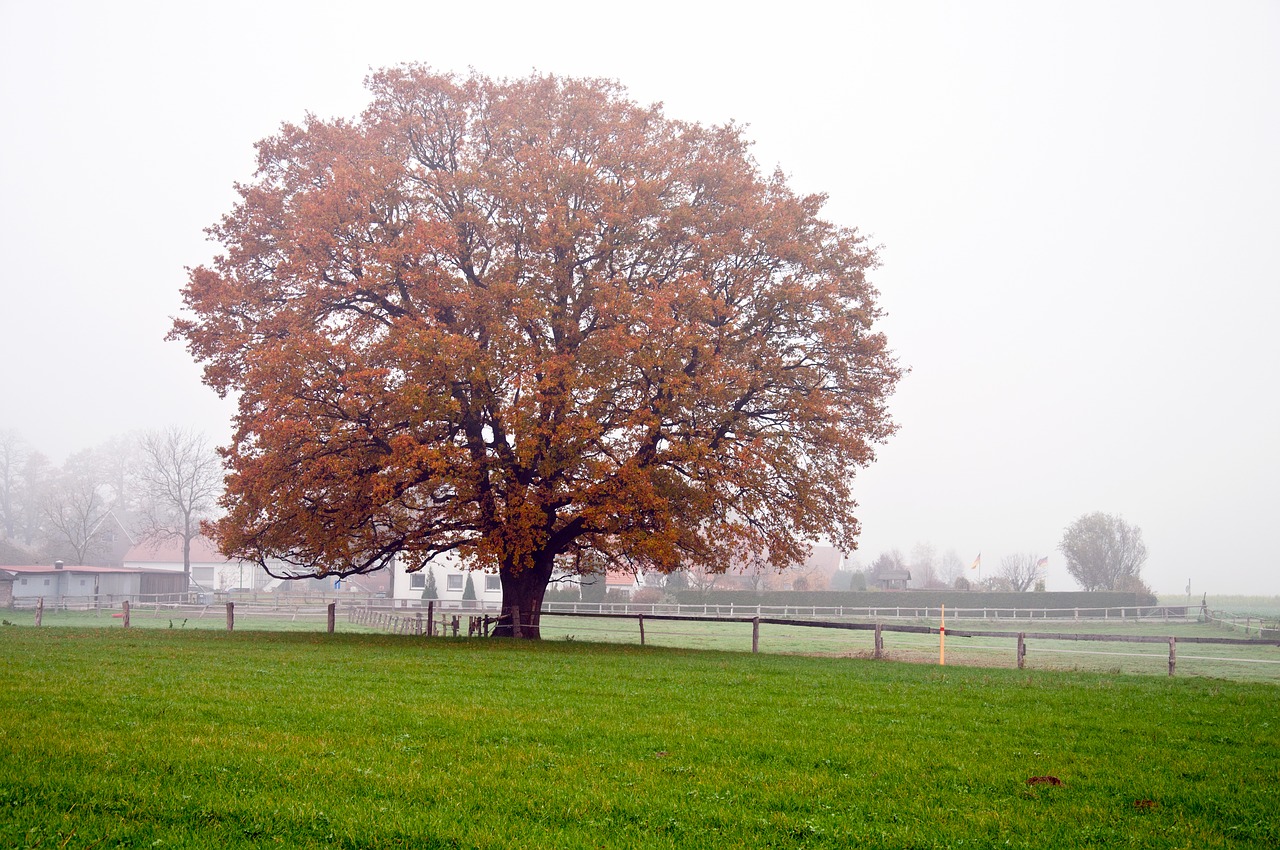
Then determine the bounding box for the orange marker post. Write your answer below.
[939,604,946,666]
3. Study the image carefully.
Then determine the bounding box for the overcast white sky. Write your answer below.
[2,1,1276,595]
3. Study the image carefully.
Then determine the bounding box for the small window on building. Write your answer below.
[485,575,500,592]
[43,579,50,586]
[446,574,464,592]
[409,574,426,589]
[79,579,87,586]
[20,578,27,586]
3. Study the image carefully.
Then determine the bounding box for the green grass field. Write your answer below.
[1,627,1277,848]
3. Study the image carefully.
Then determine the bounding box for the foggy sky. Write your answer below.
[1,1,1276,595]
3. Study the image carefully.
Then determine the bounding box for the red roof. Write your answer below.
[2,564,171,574]
[123,535,232,564]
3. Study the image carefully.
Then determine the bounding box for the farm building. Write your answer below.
[4,562,186,606]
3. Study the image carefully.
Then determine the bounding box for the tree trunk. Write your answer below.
[492,553,555,639]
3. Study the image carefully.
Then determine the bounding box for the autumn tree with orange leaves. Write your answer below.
[172,66,901,638]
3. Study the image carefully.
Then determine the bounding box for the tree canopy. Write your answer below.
[171,65,901,636]
[1058,512,1148,592]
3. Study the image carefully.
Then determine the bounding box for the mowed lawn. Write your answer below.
[1,628,1276,849]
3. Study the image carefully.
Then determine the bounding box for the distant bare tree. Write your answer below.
[997,553,1041,592]
[741,548,770,593]
[136,428,222,591]
[939,550,966,586]
[910,542,945,588]
[94,432,143,510]
[0,430,25,539]
[18,450,52,547]
[687,561,722,597]
[41,451,112,565]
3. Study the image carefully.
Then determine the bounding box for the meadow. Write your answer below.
[1,626,1277,848]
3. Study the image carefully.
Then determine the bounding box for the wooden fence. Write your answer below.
[1203,608,1279,637]
[532,610,1280,677]
[347,601,503,637]
[18,595,1279,678]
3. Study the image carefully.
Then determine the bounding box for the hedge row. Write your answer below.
[669,590,1156,610]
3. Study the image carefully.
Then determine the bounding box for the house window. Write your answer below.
[43,579,50,586]
[485,575,500,592]
[446,574,464,592]
[409,574,426,589]
[79,579,87,587]
[20,578,27,586]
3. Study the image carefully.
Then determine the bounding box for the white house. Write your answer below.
[390,553,502,607]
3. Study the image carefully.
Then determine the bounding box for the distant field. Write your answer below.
[1,627,1276,849]
[1160,594,1280,617]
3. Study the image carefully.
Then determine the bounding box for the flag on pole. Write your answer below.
[1035,556,1049,569]
[970,553,981,571]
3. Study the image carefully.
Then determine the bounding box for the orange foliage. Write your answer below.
[171,66,901,630]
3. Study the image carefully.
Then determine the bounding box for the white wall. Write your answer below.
[392,554,502,606]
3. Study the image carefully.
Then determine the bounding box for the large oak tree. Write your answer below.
[172,66,901,637]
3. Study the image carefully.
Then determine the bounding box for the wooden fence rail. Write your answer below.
[20,595,1278,678]
[537,610,1280,677]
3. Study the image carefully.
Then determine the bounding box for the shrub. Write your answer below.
[631,587,664,604]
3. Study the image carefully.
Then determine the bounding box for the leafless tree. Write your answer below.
[41,451,112,565]
[910,542,945,588]
[136,427,222,591]
[0,429,25,540]
[939,550,966,586]
[93,432,143,510]
[18,449,52,547]
[997,553,1041,592]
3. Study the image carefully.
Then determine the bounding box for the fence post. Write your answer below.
[427,601,434,636]
[874,622,883,659]
[226,601,235,632]
[638,613,646,646]
[752,617,760,653]
[327,602,336,634]
[1017,633,1026,669]
[1168,637,1177,677]
[416,612,424,636]
[35,597,43,627]
[513,605,522,639]
[122,599,131,628]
